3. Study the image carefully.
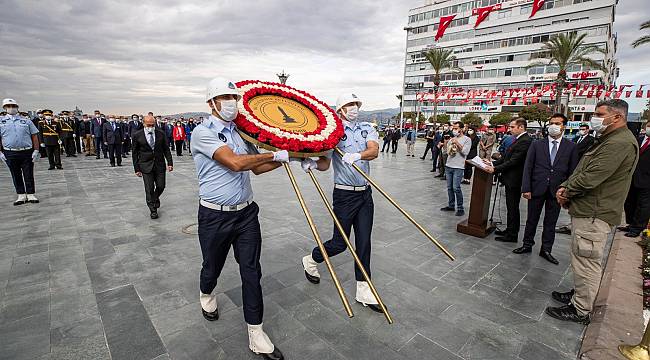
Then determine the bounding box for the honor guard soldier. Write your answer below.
[38,109,63,170]
[59,111,77,157]
[0,99,41,205]
[190,78,287,360]
[301,93,385,313]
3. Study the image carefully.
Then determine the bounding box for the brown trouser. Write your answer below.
[84,135,95,155]
[570,217,613,316]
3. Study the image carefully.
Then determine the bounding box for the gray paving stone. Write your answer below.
[96,285,166,360]
[398,334,463,360]
[50,317,111,360]
[163,324,226,360]
[0,314,50,360]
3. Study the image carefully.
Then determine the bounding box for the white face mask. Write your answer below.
[452,130,460,137]
[547,124,562,137]
[645,127,650,135]
[344,105,359,121]
[109,118,116,122]
[213,99,238,122]
[45,116,52,121]
[467,129,475,135]
[590,116,611,135]
[6,108,18,115]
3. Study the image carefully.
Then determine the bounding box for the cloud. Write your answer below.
[1,0,647,113]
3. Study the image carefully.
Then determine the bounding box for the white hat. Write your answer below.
[2,98,18,107]
[206,78,241,102]
[336,93,362,112]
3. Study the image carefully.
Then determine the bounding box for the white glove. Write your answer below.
[342,152,361,165]
[0,151,6,162]
[40,143,45,147]
[31,150,40,161]
[301,158,318,173]
[272,150,289,163]
[73,134,76,138]
[57,140,62,145]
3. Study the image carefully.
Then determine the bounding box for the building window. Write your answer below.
[521,5,531,14]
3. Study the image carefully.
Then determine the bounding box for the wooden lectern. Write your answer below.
[457,159,496,238]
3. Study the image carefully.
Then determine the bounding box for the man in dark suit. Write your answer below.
[132,115,173,219]
[574,123,595,159]
[390,127,401,153]
[90,110,107,159]
[515,114,579,264]
[621,122,650,237]
[485,118,533,243]
[102,115,124,167]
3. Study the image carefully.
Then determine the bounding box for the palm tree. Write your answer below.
[422,48,464,126]
[633,20,650,47]
[527,32,606,113]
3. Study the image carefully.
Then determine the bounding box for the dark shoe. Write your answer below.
[56,166,63,169]
[455,210,465,216]
[545,304,589,324]
[555,226,571,235]
[551,289,574,304]
[430,169,435,172]
[13,199,26,206]
[150,211,159,219]
[625,231,641,238]
[539,250,559,265]
[202,308,219,321]
[304,271,320,284]
[110,164,116,167]
[617,225,630,232]
[48,167,55,170]
[440,206,455,212]
[96,156,100,159]
[356,300,384,314]
[254,348,284,360]
[495,229,507,236]
[420,156,425,160]
[434,174,443,178]
[512,246,532,254]
[461,179,471,185]
[495,236,517,243]
[117,164,123,167]
[440,176,446,180]
[70,154,77,157]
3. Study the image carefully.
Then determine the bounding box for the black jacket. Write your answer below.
[131,128,173,174]
[522,138,578,197]
[633,137,650,189]
[493,133,532,188]
[574,134,595,159]
[102,122,124,145]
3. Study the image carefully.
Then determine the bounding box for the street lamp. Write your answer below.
[277,70,290,84]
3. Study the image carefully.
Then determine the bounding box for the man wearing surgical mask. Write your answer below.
[547,99,638,324]
[620,121,650,238]
[190,78,288,360]
[516,114,578,265]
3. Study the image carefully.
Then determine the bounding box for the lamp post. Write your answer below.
[277,70,290,85]
[400,26,413,132]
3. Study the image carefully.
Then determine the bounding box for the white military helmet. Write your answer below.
[336,93,362,112]
[2,98,18,107]
[206,78,241,102]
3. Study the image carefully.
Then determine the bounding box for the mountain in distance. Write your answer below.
[166,108,400,124]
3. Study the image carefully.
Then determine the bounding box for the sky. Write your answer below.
[1,0,648,114]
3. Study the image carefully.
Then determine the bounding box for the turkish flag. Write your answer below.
[435,15,456,41]
[530,0,545,18]
[473,4,501,28]
[637,90,644,98]
[626,91,633,98]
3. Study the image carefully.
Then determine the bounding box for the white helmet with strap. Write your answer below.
[206,78,241,102]
[2,98,18,107]
[336,93,362,112]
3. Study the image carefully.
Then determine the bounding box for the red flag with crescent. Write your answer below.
[435,15,456,41]
[473,4,501,28]
[530,0,545,18]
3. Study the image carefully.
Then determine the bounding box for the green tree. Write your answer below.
[642,100,650,121]
[633,20,650,47]
[490,111,514,126]
[436,113,451,124]
[461,113,482,128]
[422,48,464,125]
[527,32,606,113]
[519,104,552,128]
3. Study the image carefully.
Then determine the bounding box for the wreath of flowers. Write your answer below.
[234,80,344,153]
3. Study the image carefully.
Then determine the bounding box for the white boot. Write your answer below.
[26,194,39,204]
[302,255,320,283]
[355,281,378,305]
[248,323,275,354]
[199,292,217,312]
[14,194,27,206]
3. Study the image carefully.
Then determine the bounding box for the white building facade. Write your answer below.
[403,0,618,125]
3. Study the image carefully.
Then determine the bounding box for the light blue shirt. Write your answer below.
[0,115,38,150]
[331,121,379,186]
[190,115,258,206]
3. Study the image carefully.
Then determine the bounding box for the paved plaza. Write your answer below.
[0,146,586,360]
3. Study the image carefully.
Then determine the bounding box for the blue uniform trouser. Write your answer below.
[4,150,35,194]
[198,202,264,325]
[312,188,374,281]
[446,167,464,211]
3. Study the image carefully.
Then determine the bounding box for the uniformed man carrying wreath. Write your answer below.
[0,98,41,205]
[301,93,384,313]
[190,78,287,360]
[38,109,63,170]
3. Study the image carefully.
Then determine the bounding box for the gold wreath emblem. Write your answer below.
[248,95,319,134]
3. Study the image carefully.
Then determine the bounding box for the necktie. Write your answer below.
[147,131,155,148]
[550,140,558,165]
[641,138,650,154]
